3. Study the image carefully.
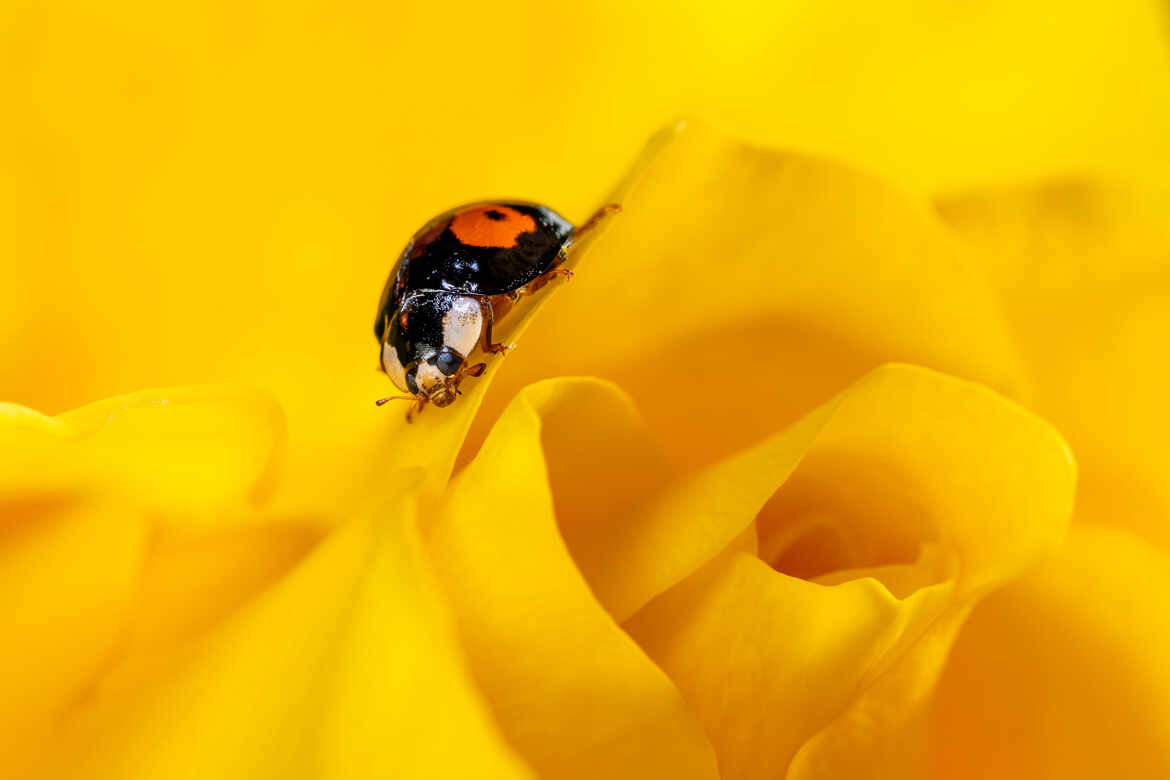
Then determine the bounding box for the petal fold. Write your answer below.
[623,364,1075,779]
[1,387,287,516]
[427,377,719,780]
[0,386,296,755]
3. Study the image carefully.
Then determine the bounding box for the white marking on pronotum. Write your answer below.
[381,341,407,391]
[441,295,484,358]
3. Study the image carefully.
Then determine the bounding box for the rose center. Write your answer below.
[755,450,939,588]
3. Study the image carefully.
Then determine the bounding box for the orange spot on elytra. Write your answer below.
[450,205,536,248]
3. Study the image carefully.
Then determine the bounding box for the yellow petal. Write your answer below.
[116,520,324,656]
[0,499,147,757]
[627,546,949,780]
[318,483,532,780]
[930,523,1170,779]
[938,181,1170,549]
[473,122,1027,472]
[17,470,530,780]
[0,386,314,758]
[590,388,827,623]
[623,364,1075,779]
[60,385,287,513]
[0,404,78,497]
[427,378,719,780]
[1,387,286,516]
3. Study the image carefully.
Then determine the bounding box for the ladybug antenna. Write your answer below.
[375,395,420,407]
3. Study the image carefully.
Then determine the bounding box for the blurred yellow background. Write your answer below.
[3,0,1169,417]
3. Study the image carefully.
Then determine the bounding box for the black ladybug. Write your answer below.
[374,201,618,419]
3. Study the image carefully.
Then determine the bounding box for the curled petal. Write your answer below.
[427,377,719,780]
[622,364,1075,779]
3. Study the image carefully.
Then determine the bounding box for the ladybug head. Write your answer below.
[379,292,487,408]
[405,349,466,407]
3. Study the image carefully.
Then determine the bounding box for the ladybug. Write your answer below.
[375,201,618,419]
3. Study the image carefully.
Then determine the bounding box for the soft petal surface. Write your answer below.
[0,499,146,758]
[427,378,719,780]
[938,181,1170,548]
[15,471,530,780]
[472,122,1027,471]
[624,364,1075,779]
[116,520,323,656]
[1,387,284,512]
[60,386,286,513]
[0,388,301,762]
[930,523,1170,779]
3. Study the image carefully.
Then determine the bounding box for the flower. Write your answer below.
[3,2,1170,779]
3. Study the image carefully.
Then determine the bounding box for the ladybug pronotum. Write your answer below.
[374,201,618,420]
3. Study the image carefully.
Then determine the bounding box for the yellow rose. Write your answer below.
[3,1,1170,779]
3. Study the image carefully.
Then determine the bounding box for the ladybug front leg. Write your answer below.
[453,361,487,394]
[472,296,514,355]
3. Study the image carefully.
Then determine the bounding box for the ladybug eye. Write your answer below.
[405,367,420,395]
[434,349,463,376]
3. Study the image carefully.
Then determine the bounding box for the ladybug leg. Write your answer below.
[453,362,488,396]
[507,264,574,303]
[501,204,619,303]
[472,296,514,355]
